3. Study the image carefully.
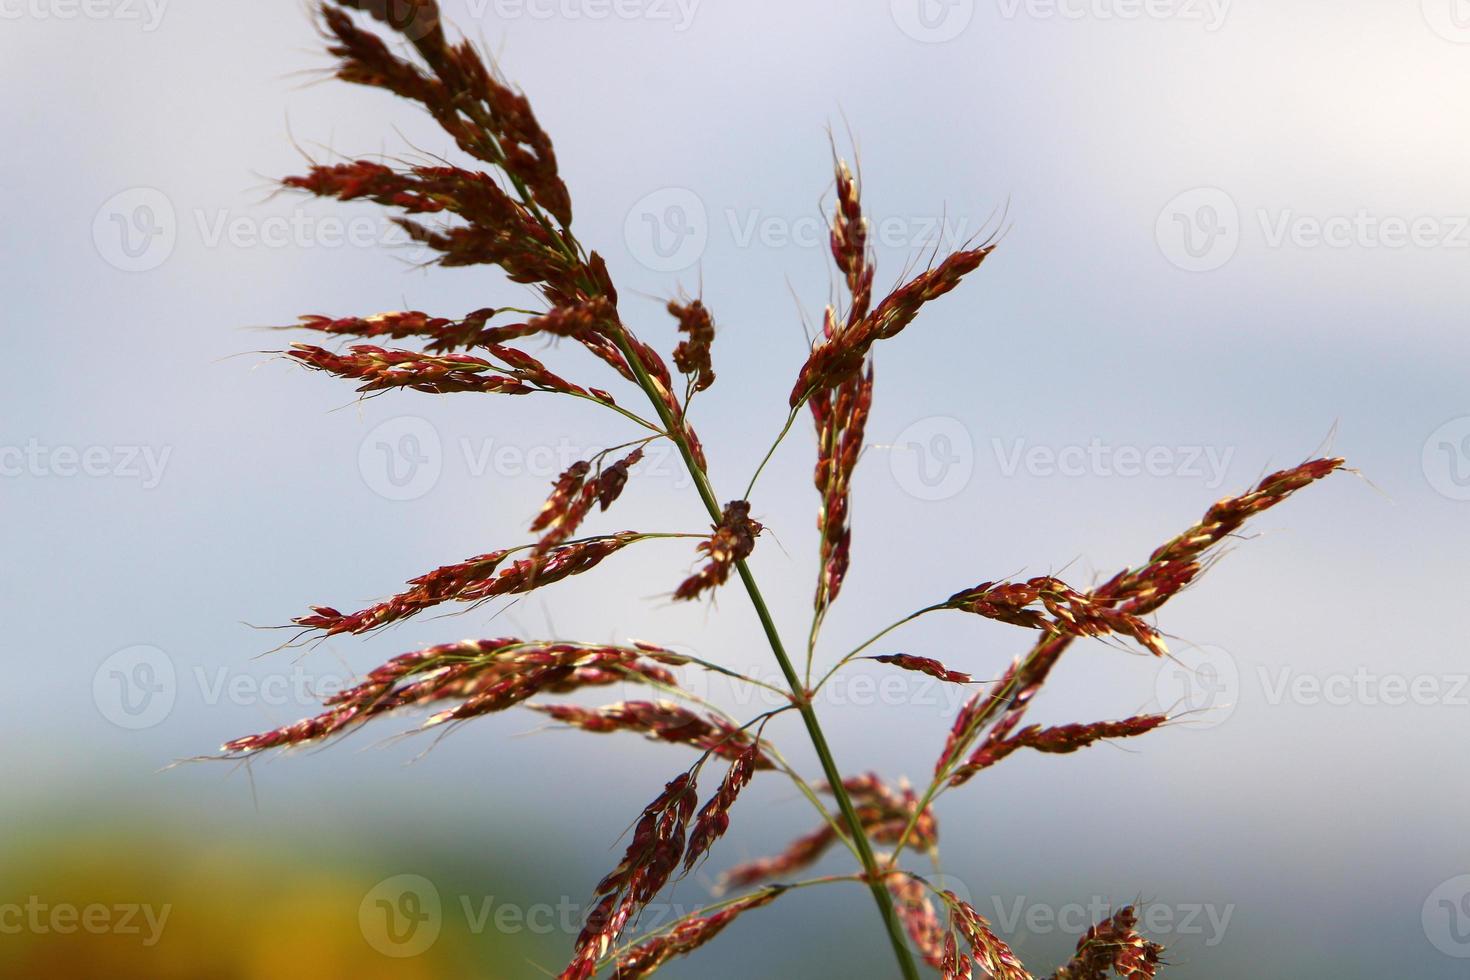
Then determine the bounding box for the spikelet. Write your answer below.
[683,736,763,873]
[673,501,763,601]
[890,875,946,969]
[872,654,973,685]
[944,893,1033,980]
[945,576,1168,657]
[1048,907,1164,980]
[560,773,699,980]
[293,533,642,637]
[530,701,773,767]
[950,714,1170,787]
[220,639,678,754]
[669,297,717,393]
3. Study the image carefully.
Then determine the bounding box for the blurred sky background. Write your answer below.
[3,0,1469,976]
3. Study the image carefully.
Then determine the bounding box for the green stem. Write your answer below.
[608,333,922,980]
[479,146,920,978]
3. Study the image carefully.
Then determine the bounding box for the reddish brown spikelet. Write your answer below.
[221,639,677,754]
[1101,457,1347,616]
[951,713,1169,786]
[721,774,937,889]
[596,447,644,511]
[790,242,995,405]
[293,533,639,637]
[717,825,837,891]
[673,501,763,601]
[531,461,598,552]
[1049,907,1164,980]
[289,344,533,396]
[612,887,785,979]
[944,930,974,980]
[873,653,972,685]
[531,701,773,767]
[946,576,1168,657]
[291,308,497,349]
[945,893,1033,980]
[324,1,572,227]
[811,360,873,613]
[683,737,763,873]
[669,297,717,393]
[943,456,1347,777]
[561,773,699,980]
[831,158,874,323]
[889,875,946,969]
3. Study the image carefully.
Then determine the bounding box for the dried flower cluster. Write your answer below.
[220,5,1347,976]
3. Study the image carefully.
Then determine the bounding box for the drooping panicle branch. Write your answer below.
[529,700,774,767]
[220,638,683,755]
[293,533,642,637]
[561,773,700,980]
